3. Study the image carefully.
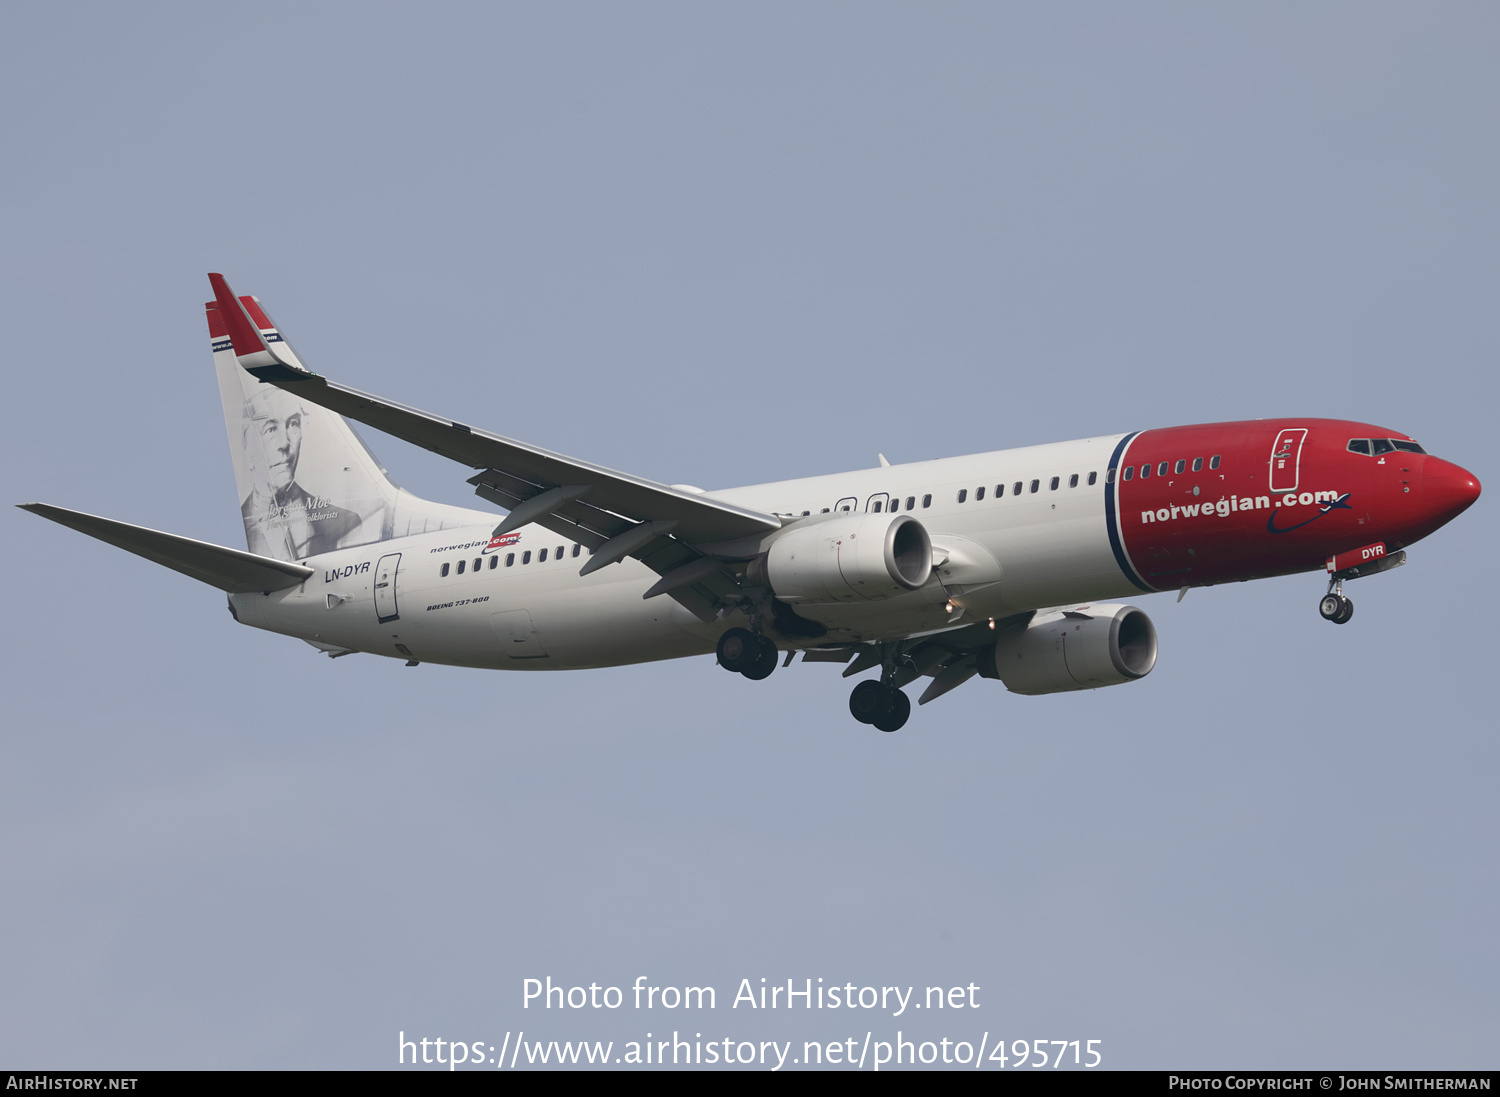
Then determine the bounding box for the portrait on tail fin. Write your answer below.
[238,383,369,560]
[210,288,473,564]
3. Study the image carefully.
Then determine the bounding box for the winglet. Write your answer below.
[207,273,309,380]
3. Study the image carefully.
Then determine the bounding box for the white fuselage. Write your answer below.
[229,434,1140,669]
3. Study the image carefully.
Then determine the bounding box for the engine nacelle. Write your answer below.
[983,604,1157,694]
[749,513,933,604]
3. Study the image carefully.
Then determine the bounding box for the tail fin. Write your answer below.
[207,276,478,561]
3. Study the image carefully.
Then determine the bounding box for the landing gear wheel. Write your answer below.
[849,682,910,731]
[741,636,779,680]
[871,689,911,733]
[1319,592,1354,624]
[716,628,756,673]
[849,680,887,724]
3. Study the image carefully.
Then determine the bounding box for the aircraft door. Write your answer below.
[834,496,857,513]
[374,552,401,623]
[865,492,890,513]
[1268,429,1309,494]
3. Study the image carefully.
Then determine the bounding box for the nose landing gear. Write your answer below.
[1318,579,1354,625]
[1317,546,1407,624]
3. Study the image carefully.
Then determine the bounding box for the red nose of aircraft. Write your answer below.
[1423,457,1482,524]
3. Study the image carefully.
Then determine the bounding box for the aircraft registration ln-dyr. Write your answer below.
[21,275,1482,731]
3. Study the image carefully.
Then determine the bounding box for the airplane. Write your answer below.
[20,275,1482,732]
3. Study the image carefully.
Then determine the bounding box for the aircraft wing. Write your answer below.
[207,275,779,552]
[19,503,314,594]
[812,612,1036,706]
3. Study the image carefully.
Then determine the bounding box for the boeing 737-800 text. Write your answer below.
[21,275,1482,731]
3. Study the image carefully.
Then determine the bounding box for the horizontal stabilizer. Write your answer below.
[19,503,314,593]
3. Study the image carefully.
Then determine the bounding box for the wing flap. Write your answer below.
[469,469,634,548]
[20,503,314,594]
[829,612,1036,703]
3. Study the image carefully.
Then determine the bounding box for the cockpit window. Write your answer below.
[1349,438,1427,456]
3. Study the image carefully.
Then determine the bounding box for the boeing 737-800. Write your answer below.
[20,275,1482,731]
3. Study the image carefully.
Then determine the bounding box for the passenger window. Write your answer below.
[556,546,564,558]
[506,553,515,567]
[922,494,932,508]
[1347,439,1371,455]
[1013,482,1022,496]
[1391,440,1426,454]
[975,486,985,501]
[1030,479,1040,493]
[1192,457,1203,472]
[957,489,967,503]
[1049,476,1059,490]
[523,551,532,564]
[996,484,1005,497]
[474,558,481,572]
[821,508,830,513]
[1104,469,1113,483]
[1174,460,1185,474]
[1371,438,1395,456]
[905,497,915,510]
[1122,466,1133,481]
[456,559,465,575]
[1069,474,1078,488]
[1210,455,1221,469]
[489,555,498,569]
[1158,462,1169,477]
[871,500,882,512]
[572,544,582,557]
[1088,471,1098,486]
[539,548,548,562]
[441,562,450,577]
[1140,464,1151,479]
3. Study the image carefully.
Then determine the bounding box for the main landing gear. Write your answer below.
[717,627,779,680]
[848,679,911,733]
[1319,578,1354,625]
[717,625,913,733]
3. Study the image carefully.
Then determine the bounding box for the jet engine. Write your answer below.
[981,604,1157,694]
[747,513,933,604]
